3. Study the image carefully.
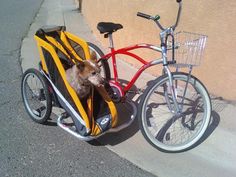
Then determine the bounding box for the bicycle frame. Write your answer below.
[96,1,183,113]
[97,27,184,115]
[98,43,163,94]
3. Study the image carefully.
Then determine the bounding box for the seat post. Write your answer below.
[108,33,114,49]
[108,33,119,81]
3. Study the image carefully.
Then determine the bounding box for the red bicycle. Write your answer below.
[88,0,211,152]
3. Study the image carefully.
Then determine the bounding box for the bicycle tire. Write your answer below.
[21,68,52,124]
[87,42,111,81]
[138,72,211,152]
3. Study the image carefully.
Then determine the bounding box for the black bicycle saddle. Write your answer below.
[97,22,123,34]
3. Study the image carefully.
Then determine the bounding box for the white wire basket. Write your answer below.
[169,31,208,67]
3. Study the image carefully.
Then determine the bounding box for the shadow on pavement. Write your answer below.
[195,97,223,146]
[44,112,59,127]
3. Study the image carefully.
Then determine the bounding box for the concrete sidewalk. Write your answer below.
[21,0,236,176]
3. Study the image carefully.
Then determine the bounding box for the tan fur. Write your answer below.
[66,52,105,99]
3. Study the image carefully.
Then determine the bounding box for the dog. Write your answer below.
[66,52,105,99]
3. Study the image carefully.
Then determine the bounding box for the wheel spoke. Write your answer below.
[21,69,52,124]
[139,73,211,152]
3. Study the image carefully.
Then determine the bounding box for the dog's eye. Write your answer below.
[91,71,96,76]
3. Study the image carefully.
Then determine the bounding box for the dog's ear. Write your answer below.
[75,60,85,72]
[90,51,97,62]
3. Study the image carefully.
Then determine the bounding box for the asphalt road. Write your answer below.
[0,0,155,176]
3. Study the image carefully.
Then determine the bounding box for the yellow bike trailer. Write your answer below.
[21,26,136,140]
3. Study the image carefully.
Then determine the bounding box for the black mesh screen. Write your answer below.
[42,48,78,112]
[68,39,86,60]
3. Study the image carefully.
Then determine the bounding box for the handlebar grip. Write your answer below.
[137,12,151,20]
[176,0,182,3]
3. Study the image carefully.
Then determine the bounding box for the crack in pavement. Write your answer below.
[0,99,22,109]
[0,76,21,84]
[0,101,11,108]
[0,48,20,56]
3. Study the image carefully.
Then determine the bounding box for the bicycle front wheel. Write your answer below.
[138,72,211,152]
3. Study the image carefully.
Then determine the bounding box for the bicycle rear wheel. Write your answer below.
[87,42,111,80]
[138,72,211,152]
[21,68,52,124]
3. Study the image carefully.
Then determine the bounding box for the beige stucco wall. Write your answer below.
[81,0,236,101]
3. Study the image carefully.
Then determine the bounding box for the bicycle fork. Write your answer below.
[163,65,192,114]
[161,43,179,114]
[163,66,180,114]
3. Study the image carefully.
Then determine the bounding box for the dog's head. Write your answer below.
[75,52,105,86]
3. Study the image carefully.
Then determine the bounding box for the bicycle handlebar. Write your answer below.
[137,12,164,30]
[137,12,152,20]
[137,1,182,31]
[173,1,182,30]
